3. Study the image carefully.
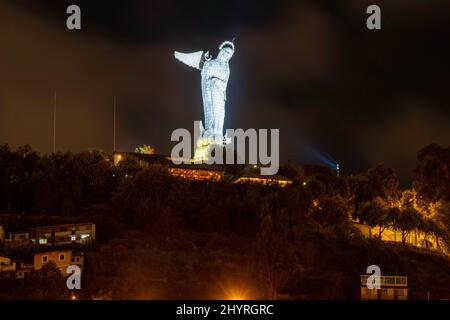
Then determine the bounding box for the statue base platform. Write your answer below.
[193,135,230,162]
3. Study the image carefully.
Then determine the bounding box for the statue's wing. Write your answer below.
[174,51,204,70]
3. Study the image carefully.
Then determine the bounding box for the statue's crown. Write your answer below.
[219,40,235,54]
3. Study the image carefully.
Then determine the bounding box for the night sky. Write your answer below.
[1,0,449,184]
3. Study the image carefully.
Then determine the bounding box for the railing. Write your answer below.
[360,275,408,287]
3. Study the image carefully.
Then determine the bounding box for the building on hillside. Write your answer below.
[7,231,32,246]
[3,222,95,248]
[15,263,34,279]
[114,151,226,181]
[0,256,33,279]
[360,275,408,300]
[0,256,17,279]
[113,152,172,167]
[0,256,16,273]
[33,249,84,276]
[234,173,293,187]
[0,250,84,279]
[113,151,292,186]
[168,164,225,181]
[29,222,95,246]
[70,251,85,272]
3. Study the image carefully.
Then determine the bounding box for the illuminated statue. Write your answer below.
[174,40,235,160]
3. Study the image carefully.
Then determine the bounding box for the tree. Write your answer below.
[433,202,450,251]
[358,197,389,237]
[135,145,155,154]
[414,144,450,203]
[17,262,69,300]
[311,196,351,239]
[112,164,182,225]
[302,164,349,199]
[32,150,114,215]
[0,144,39,212]
[254,211,298,299]
[394,207,422,244]
[116,154,142,178]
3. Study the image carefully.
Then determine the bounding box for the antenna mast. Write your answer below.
[53,91,56,153]
[113,96,116,152]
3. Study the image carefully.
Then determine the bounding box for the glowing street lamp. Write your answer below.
[222,283,251,300]
[227,291,247,300]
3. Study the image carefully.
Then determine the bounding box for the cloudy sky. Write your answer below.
[0,0,449,184]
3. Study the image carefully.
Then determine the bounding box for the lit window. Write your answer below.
[71,235,76,241]
[39,238,47,245]
[81,234,90,239]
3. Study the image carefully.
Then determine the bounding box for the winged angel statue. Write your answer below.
[174,40,235,160]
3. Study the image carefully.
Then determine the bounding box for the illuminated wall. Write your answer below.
[33,250,73,275]
[234,176,293,187]
[168,167,224,181]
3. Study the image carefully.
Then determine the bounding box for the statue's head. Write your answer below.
[218,41,235,62]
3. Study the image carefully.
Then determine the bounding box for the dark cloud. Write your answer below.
[355,102,450,184]
[239,1,339,88]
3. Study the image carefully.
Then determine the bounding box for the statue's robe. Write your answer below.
[200,58,230,140]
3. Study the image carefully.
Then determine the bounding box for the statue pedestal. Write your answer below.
[193,135,230,163]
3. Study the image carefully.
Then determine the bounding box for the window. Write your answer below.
[42,255,48,263]
[59,254,65,261]
[39,238,47,245]
[71,235,76,241]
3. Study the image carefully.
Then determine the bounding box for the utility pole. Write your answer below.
[53,91,57,153]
